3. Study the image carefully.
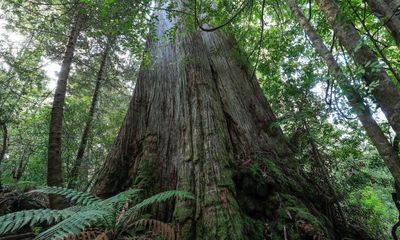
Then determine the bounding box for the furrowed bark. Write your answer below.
[366,0,400,47]
[68,41,110,189]
[286,0,400,186]
[93,6,363,240]
[47,10,86,209]
[315,0,400,137]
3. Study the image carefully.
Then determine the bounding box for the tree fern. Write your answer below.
[32,186,100,206]
[0,208,76,235]
[35,210,107,240]
[97,189,141,208]
[123,190,194,217]
[0,187,193,240]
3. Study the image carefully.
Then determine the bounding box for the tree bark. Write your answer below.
[315,0,400,137]
[0,124,7,189]
[12,150,31,181]
[92,7,359,240]
[67,41,110,189]
[47,11,86,209]
[366,0,400,47]
[286,0,400,186]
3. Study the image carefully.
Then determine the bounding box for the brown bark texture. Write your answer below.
[93,8,368,240]
[315,0,400,137]
[366,0,400,47]
[286,0,400,186]
[68,41,110,189]
[47,11,85,209]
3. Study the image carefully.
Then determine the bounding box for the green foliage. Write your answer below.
[0,208,76,235]
[346,186,396,237]
[32,186,100,206]
[1,0,400,238]
[0,187,194,239]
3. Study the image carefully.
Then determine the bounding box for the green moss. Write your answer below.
[133,153,159,190]
[288,206,324,228]
[256,158,308,194]
[174,205,195,239]
[174,206,193,222]
[275,194,327,239]
[242,215,265,240]
[198,191,244,239]
[260,158,284,179]
[218,168,235,190]
[242,158,285,185]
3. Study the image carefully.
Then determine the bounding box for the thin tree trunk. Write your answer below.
[286,0,400,187]
[47,11,86,209]
[366,0,400,47]
[93,7,354,240]
[12,150,31,181]
[315,0,400,137]
[0,124,7,189]
[67,42,110,189]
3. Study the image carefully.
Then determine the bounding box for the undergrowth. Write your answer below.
[0,186,194,239]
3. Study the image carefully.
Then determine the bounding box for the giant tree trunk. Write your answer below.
[366,0,400,47]
[47,11,85,209]
[315,0,400,137]
[93,9,364,240]
[68,41,110,189]
[285,0,400,185]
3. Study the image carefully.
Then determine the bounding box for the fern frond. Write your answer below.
[99,189,141,207]
[120,190,193,224]
[131,219,180,240]
[0,189,192,240]
[32,186,100,206]
[128,190,194,213]
[35,210,108,240]
[0,208,76,235]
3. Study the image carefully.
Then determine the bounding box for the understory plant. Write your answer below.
[0,186,194,239]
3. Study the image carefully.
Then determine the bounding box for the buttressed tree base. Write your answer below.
[93,8,367,240]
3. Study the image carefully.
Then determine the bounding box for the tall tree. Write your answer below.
[68,41,110,189]
[366,0,400,47]
[47,8,86,208]
[0,124,7,189]
[285,0,400,185]
[315,0,400,137]
[93,6,359,239]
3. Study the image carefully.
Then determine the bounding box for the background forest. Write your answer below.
[0,0,400,239]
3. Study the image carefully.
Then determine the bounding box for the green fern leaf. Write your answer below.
[35,210,107,240]
[0,208,75,235]
[0,188,193,239]
[131,190,193,212]
[0,220,13,234]
[32,187,100,206]
[121,190,193,222]
[100,189,141,206]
